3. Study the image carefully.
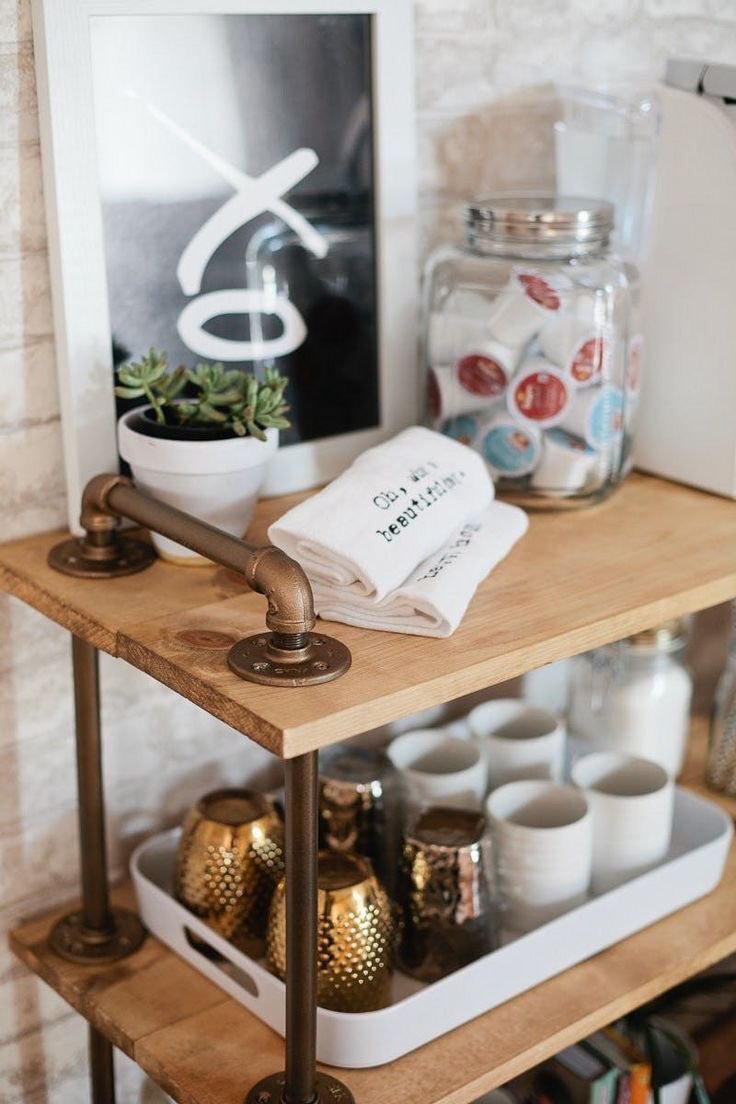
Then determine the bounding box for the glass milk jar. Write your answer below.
[568,621,693,777]
[423,196,641,507]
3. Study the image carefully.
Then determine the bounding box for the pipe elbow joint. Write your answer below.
[246,546,316,638]
[80,474,133,532]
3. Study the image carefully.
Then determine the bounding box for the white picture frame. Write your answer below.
[31,0,417,532]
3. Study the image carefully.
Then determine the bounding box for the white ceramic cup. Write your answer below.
[571,751,674,894]
[467,699,565,790]
[387,729,487,810]
[486,780,592,932]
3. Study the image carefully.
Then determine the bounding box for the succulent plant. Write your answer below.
[115,348,290,441]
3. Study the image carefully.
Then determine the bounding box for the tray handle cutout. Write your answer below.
[183,926,259,998]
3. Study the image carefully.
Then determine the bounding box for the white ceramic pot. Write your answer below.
[118,409,278,565]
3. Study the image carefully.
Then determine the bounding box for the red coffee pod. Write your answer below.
[570,336,605,384]
[456,352,509,399]
[517,272,563,312]
[487,269,573,349]
[429,365,503,421]
[507,357,571,429]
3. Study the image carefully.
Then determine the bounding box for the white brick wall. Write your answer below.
[0,0,734,1100]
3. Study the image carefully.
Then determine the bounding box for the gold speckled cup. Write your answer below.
[175,788,284,957]
[266,851,394,1012]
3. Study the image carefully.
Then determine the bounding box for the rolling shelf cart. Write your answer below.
[2,471,736,1104]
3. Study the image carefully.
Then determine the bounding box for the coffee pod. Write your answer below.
[476,412,542,478]
[507,357,572,429]
[531,428,598,493]
[427,311,490,365]
[175,788,284,957]
[267,851,394,1012]
[428,363,500,422]
[399,806,495,982]
[440,412,483,445]
[429,342,516,421]
[487,268,572,348]
[445,286,493,319]
[319,745,405,901]
[559,384,624,449]
[538,314,608,388]
[454,342,516,401]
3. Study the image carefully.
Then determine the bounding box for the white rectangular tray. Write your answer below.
[130,788,732,1069]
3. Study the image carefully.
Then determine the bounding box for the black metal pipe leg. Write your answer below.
[49,639,144,958]
[88,1026,116,1104]
[245,753,354,1104]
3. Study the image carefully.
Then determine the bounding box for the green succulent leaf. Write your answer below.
[208,388,243,406]
[157,365,188,399]
[114,385,146,399]
[245,419,267,441]
[245,375,258,408]
[197,401,227,423]
[257,414,289,429]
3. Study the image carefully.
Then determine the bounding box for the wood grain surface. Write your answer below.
[2,476,736,756]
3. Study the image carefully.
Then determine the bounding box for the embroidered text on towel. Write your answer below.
[415,520,482,581]
[374,468,468,544]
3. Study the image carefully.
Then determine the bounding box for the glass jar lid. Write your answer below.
[626,619,687,652]
[465,194,614,259]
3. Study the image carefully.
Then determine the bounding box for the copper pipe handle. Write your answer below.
[82,474,316,640]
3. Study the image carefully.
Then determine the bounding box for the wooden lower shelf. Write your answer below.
[11,752,736,1104]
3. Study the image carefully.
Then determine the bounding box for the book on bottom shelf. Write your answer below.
[584,1028,651,1104]
[511,1041,619,1103]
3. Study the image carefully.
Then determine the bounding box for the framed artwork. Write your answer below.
[31,0,417,532]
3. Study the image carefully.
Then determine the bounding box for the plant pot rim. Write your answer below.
[118,407,278,476]
[124,405,248,442]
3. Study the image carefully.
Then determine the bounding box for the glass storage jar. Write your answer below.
[423,195,641,507]
[707,604,736,795]
[568,620,693,778]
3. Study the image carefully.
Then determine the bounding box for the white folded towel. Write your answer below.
[269,426,494,602]
[310,501,528,637]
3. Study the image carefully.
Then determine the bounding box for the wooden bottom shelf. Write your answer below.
[11,739,736,1104]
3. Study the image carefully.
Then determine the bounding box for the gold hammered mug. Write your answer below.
[175,788,284,957]
[267,851,394,1012]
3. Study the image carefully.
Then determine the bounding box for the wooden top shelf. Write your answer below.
[10,743,736,1104]
[1,474,735,758]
